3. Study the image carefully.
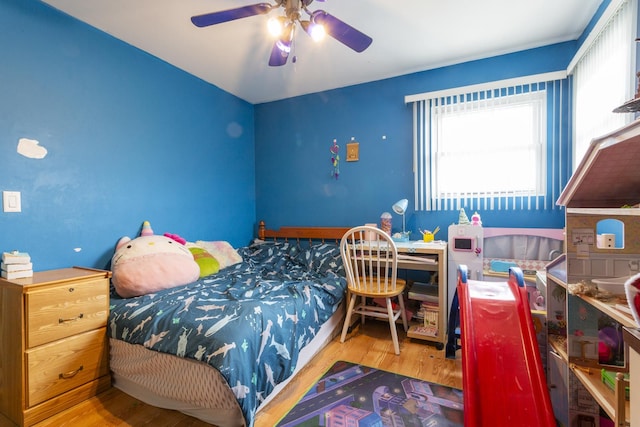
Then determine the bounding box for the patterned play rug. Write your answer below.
[276,360,463,427]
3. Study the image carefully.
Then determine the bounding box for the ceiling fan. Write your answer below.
[191,0,373,66]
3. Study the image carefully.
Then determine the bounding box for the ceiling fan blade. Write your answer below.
[312,11,372,53]
[268,42,289,66]
[191,3,272,27]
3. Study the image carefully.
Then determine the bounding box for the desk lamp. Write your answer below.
[392,199,409,236]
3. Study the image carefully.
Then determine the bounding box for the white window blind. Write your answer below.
[570,0,636,166]
[406,72,567,212]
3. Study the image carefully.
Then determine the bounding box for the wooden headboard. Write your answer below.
[258,220,350,243]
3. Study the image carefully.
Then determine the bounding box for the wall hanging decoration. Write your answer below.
[346,137,359,161]
[330,138,340,179]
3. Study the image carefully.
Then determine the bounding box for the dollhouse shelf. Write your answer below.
[572,291,633,424]
[613,96,640,113]
[546,118,640,426]
[577,294,635,328]
[614,72,640,113]
[572,368,630,424]
[548,335,567,360]
[547,263,631,425]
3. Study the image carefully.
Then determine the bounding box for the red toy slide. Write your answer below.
[457,265,555,426]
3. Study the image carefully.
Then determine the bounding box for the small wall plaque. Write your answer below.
[346,142,359,162]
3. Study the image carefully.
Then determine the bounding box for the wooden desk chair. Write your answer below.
[339,226,408,355]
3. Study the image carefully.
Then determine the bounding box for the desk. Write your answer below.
[394,241,448,348]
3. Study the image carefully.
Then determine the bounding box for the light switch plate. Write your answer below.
[3,191,21,212]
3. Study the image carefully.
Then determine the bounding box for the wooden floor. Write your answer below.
[29,321,462,427]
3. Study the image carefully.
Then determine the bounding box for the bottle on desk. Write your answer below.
[380,213,392,235]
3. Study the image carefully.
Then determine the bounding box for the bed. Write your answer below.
[108,221,351,427]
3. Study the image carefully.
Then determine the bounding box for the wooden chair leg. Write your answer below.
[340,293,357,343]
[398,295,408,332]
[386,297,400,355]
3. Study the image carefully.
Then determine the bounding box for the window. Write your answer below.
[434,90,545,198]
[406,72,568,212]
[570,0,636,167]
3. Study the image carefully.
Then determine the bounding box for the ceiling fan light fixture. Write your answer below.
[276,39,292,53]
[301,20,325,42]
[310,24,326,41]
[267,16,287,37]
[275,23,295,53]
[192,1,372,66]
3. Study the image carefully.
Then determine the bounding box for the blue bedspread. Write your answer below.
[108,241,346,427]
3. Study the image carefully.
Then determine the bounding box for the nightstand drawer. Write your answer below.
[25,278,109,347]
[26,327,109,407]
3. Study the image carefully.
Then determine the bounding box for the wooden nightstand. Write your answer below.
[0,267,112,426]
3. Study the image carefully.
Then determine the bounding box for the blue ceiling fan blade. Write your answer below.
[191,3,272,27]
[312,11,372,53]
[268,41,289,66]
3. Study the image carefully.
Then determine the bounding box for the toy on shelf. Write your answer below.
[458,208,470,225]
[471,211,482,226]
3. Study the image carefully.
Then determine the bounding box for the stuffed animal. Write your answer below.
[111,234,200,298]
[189,246,220,277]
[164,232,187,245]
[140,220,154,236]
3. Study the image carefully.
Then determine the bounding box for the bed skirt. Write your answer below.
[109,300,345,427]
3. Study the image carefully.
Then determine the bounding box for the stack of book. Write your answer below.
[409,282,439,336]
[1,251,33,279]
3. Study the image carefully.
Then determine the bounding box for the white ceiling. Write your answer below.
[41,0,601,104]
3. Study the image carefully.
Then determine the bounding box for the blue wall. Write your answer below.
[254,43,577,240]
[0,0,256,271]
[1,0,617,271]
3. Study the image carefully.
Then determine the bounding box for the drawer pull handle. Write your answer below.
[59,365,83,379]
[59,313,84,323]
